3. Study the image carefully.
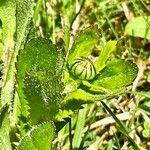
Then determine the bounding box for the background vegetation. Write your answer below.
[40,0,150,149]
[0,0,150,150]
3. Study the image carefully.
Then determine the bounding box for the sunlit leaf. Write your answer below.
[0,104,12,150]
[125,16,150,39]
[16,38,64,124]
[72,105,87,149]
[0,0,16,60]
[94,40,117,73]
[0,0,34,108]
[142,120,150,138]
[68,26,99,66]
[92,59,138,91]
[0,0,16,106]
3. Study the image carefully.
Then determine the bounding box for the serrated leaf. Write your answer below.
[15,0,34,50]
[92,59,138,91]
[16,38,64,124]
[0,104,12,150]
[17,122,55,150]
[125,16,150,39]
[0,0,33,109]
[68,26,99,66]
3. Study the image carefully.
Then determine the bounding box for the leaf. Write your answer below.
[64,89,104,106]
[0,104,12,150]
[58,88,105,120]
[140,99,150,113]
[94,40,117,73]
[67,26,99,66]
[0,0,16,60]
[15,0,34,50]
[125,16,150,39]
[60,59,137,120]
[0,0,34,109]
[61,88,124,114]
[92,59,138,91]
[63,26,70,51]
[0,0,16,106]
[107,140,114,150]
[142,119,150,138]
[16,38,64,124]
[17,122,55,150]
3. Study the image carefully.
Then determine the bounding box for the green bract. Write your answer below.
[70,57,96,80]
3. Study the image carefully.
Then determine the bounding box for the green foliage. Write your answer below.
[0,0,16,60]
[16,38,64,124]
[92,59,138,91]
[0,105,11,150]
[94,40,117,72]
[64,88,104,104]
[15,0,34,50]
[58,0,76,26]
[142,120,150,138]
[72,105,87,149]
[0,0,34,107]
[0,0,16,106]
[140,99,150,113]
[0,0,144,149]
[125,16,150,39]
[33,0,43,25]
[67,26,99,66]
[59,27,138,120]
[17,122,55,150]
[0,0,34,149]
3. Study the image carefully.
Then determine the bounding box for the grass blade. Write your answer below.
[72,104,87,149]
[101,101,140,150]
